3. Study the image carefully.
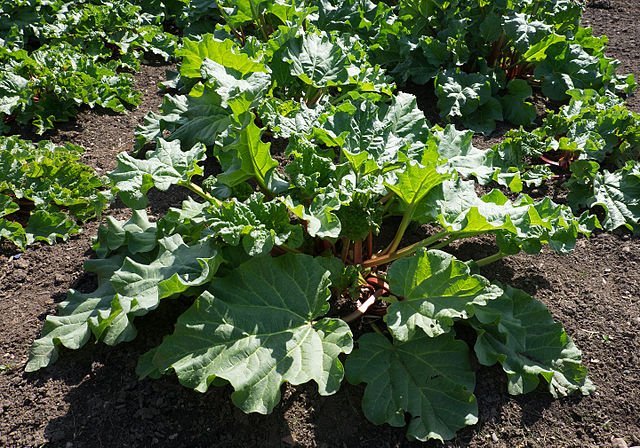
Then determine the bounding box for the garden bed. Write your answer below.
[0,1,639,447]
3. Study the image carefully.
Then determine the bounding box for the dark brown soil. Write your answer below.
[583,0,640,113]
[1,2,640,447]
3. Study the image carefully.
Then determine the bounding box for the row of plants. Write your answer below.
[319,0,636,133]
[474,89,640,231]
[0,0,220,248]
[6,2,635,250]
[0,0,184,134]
[26,0,640,442]
[0,136,107,249]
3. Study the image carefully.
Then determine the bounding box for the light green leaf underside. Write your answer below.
[591,165,640,231]
[435,124,495,183]
[26,234,220,372]
[94,210,158,258]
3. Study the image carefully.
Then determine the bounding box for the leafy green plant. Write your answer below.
[343,0,636,133]
[0,0,178,134]
[28,21,597,442]
[466,89,640,232]
[0,136,108,250]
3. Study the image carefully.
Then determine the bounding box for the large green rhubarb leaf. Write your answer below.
[499,79,536,126]
[503,13,554,54]
[284,140,341,199]
[283,191,342,239]
[216,116,279,191]
[24,209,78,246]
[177,35,268,80]
[109,235,222,320]
[26,234,221,372]
[316,93,430,167]
[157,197,216,244]
[437,127,552,192]
[284,32,349,87]
[200,58,271,113]
[109,138,206,209]
[568,162,640,232]
[260,98,328,139]
[420,179,588,254]
[385,158,450,211]
[346,332,478,442]
[0,218,26,248]
[435,70,492,118]
[26,256,125,372]
[140,254,353,414]
[136,89,233,149]
[386,250,502,341]
[435,125,494,183]
[166,88,234,148]
[535,44,602,101]
[94,210,158,258]
[472,286,594,397]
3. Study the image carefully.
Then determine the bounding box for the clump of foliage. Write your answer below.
[0,0,180,134]
[27,4,607,440]
[320,0,636,133]
[0,136,108,250]
[459,89,640,232]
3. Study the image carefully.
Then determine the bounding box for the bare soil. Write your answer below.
[1,2,639,447]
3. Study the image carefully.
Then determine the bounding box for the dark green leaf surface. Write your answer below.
[346,332,478,442]
[472,286,594,397]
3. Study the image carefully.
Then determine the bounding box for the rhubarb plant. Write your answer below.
[338,0,637,133]
[0,136,107,250]
[0,0,179,133]
[26,21,599,442]
[464,89,640,232]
